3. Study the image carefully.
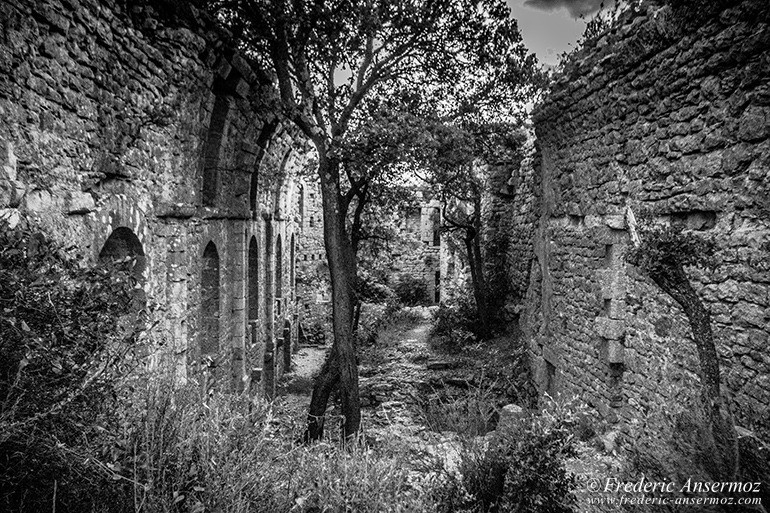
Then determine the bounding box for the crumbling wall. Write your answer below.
[0,0,314,396]
[393,199,442,304]
[480,134,539,324]
[526,0,770,426]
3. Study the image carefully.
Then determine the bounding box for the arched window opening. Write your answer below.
[202,95,231,207]
[248,236,259,322]
[250,121,278,216]
[99,227,147,313]
[201,242,220,355]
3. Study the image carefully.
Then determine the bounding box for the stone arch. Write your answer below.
[202,95,232,207]
[201,241,220,355]
[92,196,149,262]
[249,121,278,216]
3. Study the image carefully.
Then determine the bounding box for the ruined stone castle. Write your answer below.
[0,0,323,397]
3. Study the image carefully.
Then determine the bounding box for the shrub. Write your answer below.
[357,270,396,304]
[0,218,136,512]
[435,398,580,513]
[418,380,500,437]
[430,293,478,349]
[392,274,430,306]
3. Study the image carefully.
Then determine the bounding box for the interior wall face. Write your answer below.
[525,1,770,426]
[0,0,315,393]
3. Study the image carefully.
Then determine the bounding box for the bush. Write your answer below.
[357,270,396,304]
[435,398,580,513]
[392,274,430,306]
[0,219,136,512]
[430,293,478,349]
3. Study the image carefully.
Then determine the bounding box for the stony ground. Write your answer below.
[277,307,623,512]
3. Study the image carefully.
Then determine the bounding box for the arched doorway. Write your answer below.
[247,236,259,324]
[98,227,147,317]
[201,242,220,356]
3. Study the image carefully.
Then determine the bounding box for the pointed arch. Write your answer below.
[201,241,220,354]
[248,235,259,322]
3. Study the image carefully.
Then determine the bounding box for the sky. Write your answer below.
[507,0,605,66]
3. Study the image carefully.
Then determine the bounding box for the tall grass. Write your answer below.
[106,374,436,513]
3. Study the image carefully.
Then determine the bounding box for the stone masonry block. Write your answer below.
[607,339,624,364]
[597,269,626,299]
[595,316,625,340]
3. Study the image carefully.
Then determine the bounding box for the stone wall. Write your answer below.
[480,134,538,323]
[524,0,770,427]
[0,0,316,396]
[393,197,443,304]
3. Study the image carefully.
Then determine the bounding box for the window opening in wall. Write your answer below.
[202,94,231,207]
[201,242,220,355]
[431,208,441,246]
[248,236,259,323]
[99,227,147,317]
[434,270,440,303]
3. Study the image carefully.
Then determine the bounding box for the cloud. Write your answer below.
[523,0,606,18]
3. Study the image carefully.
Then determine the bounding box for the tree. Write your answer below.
[207,0,538,439]
[411,120,526,338]
[625,208,739,481]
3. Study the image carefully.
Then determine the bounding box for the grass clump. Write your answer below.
[433,397,581,513]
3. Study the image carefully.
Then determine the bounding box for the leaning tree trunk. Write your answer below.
[648,264,738,480]
[303,154,361,441]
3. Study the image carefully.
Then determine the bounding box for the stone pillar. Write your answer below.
[165,227,189,383]
[263,218,275,400]
[231,222,247,393]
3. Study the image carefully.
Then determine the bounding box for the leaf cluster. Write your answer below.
[0,219,136,510]
[626,218,717,277]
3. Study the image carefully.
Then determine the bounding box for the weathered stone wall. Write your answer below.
[393,198,442,304]
[524,0,770,427]
[0,0,314,396]
[480,134,538,323]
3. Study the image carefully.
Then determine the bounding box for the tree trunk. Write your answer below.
[304,153,361,441]
[303,346,339,442]
[649,264,738,480]
[465,232,492,338]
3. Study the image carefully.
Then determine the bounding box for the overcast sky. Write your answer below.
[508,0,605,66]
